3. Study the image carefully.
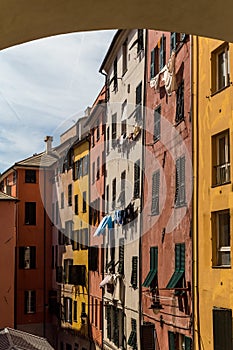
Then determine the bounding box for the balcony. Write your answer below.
[213,163,230,186]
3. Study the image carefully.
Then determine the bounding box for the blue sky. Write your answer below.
[0,30,116,173]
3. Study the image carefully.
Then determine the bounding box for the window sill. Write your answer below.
[212,265,231,269]
[174,118,185,127]
[211,181,231,188]
[211,83,230,97]
[175,202,187,209]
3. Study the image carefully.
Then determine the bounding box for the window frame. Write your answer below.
[25,202,36,225]
[211,42,230,95]
[212,209,231,267]
[212,129,231,186]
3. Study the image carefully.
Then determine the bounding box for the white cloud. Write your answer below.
[0,30,116,173]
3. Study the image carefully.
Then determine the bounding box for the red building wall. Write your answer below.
[142,30,192,349]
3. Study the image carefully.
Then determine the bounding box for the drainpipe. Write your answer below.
[139,28,148,347]
[195,35,201,350]
[14,168,19,330]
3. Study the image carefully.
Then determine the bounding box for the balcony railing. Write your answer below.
[214,163,231,185]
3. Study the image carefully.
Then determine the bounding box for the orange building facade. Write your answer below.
[0,148,55,343]
[0,191,17,328]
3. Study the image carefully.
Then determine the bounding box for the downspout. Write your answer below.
[139,28,148,347]
[14,168,19,329]
[195,35,201,350]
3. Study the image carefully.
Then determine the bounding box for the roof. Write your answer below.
[0,328,54,350]
[0,192,18,201]
[15,152,57,168]
[99,29,125,73]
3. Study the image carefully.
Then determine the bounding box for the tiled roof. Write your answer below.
[0,192,17,201]
[15,152,57,168]
[0,328,54,350]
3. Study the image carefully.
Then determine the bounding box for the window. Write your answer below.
[168,331,192,350]
[24,290,36,314]
[97,156,100,180]
[121,99,127,124]
[74,194,78,215]
[106,126,110,154]
[92,162,95,184]
[73,300,77,322]
[56,266,63,283]
[64,259,73,284]
[166,243,185,290]
[82,191,87,213]
[212,130,230,186]
[96,120,100,141]
[68,184,72,206]
[135,82,142,122]
[213,307,232,350]
[134,160,140,199]
[60,342,64,350]
[120,171,126,206]
[80,228,88,249]
[112,113,117,146]
[175,80,184,123]
[170,32,186,52]
[137,29,144,53]
[61,192,64,209]
[131,256,138,289]
[25,202,36,225]
[128,318,137,349]
[91,129,95,148]
[66,344,72,350]
[118,239,124,275]
[151,170,160,215]
[65,220,73,245]
[113,57,118,91]
[81,302,87,324]
[154,106,161,142]
[88,246,98,271]
[69,265,86,286]
[212,209,231,267]
[150,46,159,79]
[106,305,123,346]
[83,155,89,176]
[141,323,156,350]
[13,170,17,184]
[106,185,109,213]
[112,178,116,210]
[142,247,158,288]
[211,42,230,94]
[25,170,36,183]
[122,40,128,75]
[175,156,186,207]
[160,34,166,70]
[56,201,59,224]
[64,297,72,323]
[19,247,36,269]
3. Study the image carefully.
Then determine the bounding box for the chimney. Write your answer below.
[44,136,53,154]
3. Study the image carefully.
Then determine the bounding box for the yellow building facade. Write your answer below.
[193,36,233,350]
[72,138,89,336]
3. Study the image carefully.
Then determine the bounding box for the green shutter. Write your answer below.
[160,34,165,70]
[170,32,177,52]
[180,156,186,205]
[131,256,138,289]
[151,170,160,215]
[142,247,158,287]
[168,331,175,350]
[184,336,192,350]
[150,49,155,79]
[166,243,185,288]
[153,106,161,142]
[118,239,124,275]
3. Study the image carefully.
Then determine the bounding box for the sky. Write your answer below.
[0,30,116,173]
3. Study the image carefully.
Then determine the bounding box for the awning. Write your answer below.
[100,274,113,288]
[93,215,112,237]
